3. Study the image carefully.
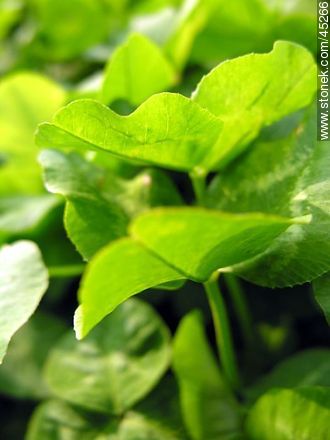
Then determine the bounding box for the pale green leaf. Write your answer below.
[35,93,223,172]
[130,207,301,281]
[313,273,330,325]
[246,387,330,440]
[101,33,176,106]
[173,310,242,440]
[75,238,183,338]
[39,148,182,260]
[245,349,330,403]
[0,241,48,363]
[0,72,66,195]
[192,41,316,169]
[46,299,171,414]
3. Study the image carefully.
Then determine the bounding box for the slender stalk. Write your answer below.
[224,273,254,347]
[190,168,207,205]
[204,272,240,390]
[48,264,85,278]
[189,170,240,390]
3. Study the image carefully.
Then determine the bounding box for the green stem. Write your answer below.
[48,264,85,278]
[204,273,240,390]
[190,168,207,205]
[224,274,254,347]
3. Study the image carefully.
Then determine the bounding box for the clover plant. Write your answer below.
[0,0,328,438]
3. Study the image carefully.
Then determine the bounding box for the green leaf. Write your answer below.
[45,299,171,414]
[27,389,186,440]
[0,72,66,195]
[101,33,176,106]
[0,312,66,399]
[245,387,330,440]
[208,103,330,287]
[117,410,185,440]
[0,0,22,39]
[29,0,110,60]
[132,375,188,439]
[75,238,183,338]
[40,148,182,260]
[192,41,316,169]
[0,241,48,363]
[131,207,301,281]
[0,195,59,244]
[173,310,242,440]
[39,149,127,260]
[245,349,330,404]
[190,0,316,65]
[163,0,214,69]
[26,400,114,440]
[36,93,223,172]
[313,273,330,325]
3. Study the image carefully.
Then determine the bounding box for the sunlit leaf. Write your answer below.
[192,41,316,169]
[36,93,222,172]
[75,238,183,338]
[131,207,301,281]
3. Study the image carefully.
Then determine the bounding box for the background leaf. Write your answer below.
[0,195,59,245]
[45,299,171,414]
[173,310,242,440]
[313,273,330,325]
[0,72,66,195]
[246,387,330,440]
[101,33,176,106]
[0,312,67,399]
[245,349,330,404]
[26,399,113,440]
